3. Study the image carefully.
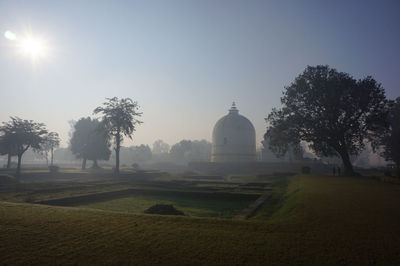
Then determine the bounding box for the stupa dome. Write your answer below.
[211,103,256,162]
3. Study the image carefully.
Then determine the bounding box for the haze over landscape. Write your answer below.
[1,0,399,147]
[1,1,400,265]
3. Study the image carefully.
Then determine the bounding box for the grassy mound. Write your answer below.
[144,204,184,215]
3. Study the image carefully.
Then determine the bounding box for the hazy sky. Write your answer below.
[0,0,399,148]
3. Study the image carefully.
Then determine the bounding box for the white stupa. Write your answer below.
[211,102,256,162]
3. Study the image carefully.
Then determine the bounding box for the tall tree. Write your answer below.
[42,132,60,166]
[265,65,388,175]
[93,97,142,174]
[378,97,400,175]
[0,117,48,175]
[70,117,111,169]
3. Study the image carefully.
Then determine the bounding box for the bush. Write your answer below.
[395,168,400,178]
[48,165,60,173]
[301,166,311,174]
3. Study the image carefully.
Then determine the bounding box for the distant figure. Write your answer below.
[337,166,341,176]
[332,166,336,176]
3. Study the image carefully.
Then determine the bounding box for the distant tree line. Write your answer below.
[0,97,142,176]
[1,67,399,177]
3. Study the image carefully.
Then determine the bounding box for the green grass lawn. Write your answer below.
[77,194,253,218]
[1,174,400,265]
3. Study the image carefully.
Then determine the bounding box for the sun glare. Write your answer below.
[19,36,47,59]
[3,29,51,63]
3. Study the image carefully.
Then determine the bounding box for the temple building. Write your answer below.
[211,103,256,162]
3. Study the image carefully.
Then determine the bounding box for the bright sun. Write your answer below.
[4,30,50,62]
[19,36,47,59]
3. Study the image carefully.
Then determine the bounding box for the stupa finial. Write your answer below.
[229,101,239,114]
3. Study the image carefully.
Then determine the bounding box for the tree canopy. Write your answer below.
[152,140,170,154]
[42,132,60,166]
[93,97,142,174]
[170,139,211,163]
[70,117,111,169]
[265,65,389,175]
[0,117,48,175]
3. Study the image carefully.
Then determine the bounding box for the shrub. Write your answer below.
[395,168,400,178]
[48,165,60,173]
[301,166,311,174]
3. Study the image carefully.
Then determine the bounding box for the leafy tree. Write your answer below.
[41,132,60,166]
[131,144,152,163]
[0,117,48,175]
[265,65,388,175]
[0,131,17,168]
[93,97,142,174]
[70,117,111,169]
[170,139,211,163]
[191,140,212,162]
[170,140,193,163]
[152,140,170,154]
[378,97,400,174]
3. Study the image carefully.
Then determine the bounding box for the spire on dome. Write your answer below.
[229,102,239,114]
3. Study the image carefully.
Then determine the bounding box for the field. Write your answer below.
[1,170,400,265]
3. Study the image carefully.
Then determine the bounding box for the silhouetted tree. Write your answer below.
[131,144,152,163]
[265,65,388,175]
[170,140,192,163]
[170,139,211,163]
[0,117,48,175]
[0,131,17,168]
[152,140,170,154]
[378,97,400,174]
[191,140,212,162]
[70,117,111,169]
[93,97,142,174]
[42,132,60,166]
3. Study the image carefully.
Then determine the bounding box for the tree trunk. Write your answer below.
[115,130,121,175]
[50,147,54,166]
[338,149,355,176]
[81,158,87,170]
[115,144,120,175]
[16,154,22,176]
[6,154,11,169]
[92,159,99,168]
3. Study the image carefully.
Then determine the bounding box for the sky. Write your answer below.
[0,0,399,148]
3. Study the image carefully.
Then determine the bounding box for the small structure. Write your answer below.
[211,102,256,162]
